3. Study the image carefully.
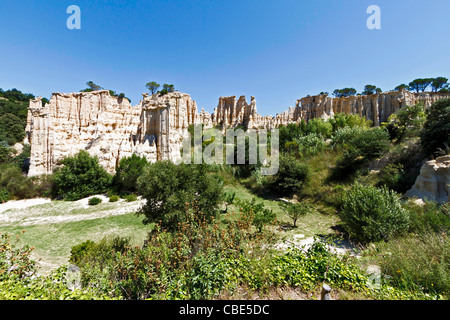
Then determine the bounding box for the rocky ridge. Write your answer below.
[26,89,450,176]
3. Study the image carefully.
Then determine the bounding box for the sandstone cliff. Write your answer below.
[26,91,202,176]
[26,89,450,176]
[296,90,450,126]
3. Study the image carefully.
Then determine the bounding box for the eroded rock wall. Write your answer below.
[26,91,202,176]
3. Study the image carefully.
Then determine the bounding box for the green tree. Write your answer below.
[395,84,409,91]
[362,85,382,95]
[145,81,160,94]
[137,161,223,231]
[279,201,313,227]
[0,113,26,145]
[333,88,357,98]
[409,78,433,93]
[431,77,448,92]
[52,150,113,200]
[420,98,450,156]
[113,154,148,194]
[84,81,103,91]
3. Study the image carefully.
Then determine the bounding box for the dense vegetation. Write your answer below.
[1,86,449,300]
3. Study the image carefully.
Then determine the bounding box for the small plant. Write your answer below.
[279,201,313,227]
[122,194,137,202]
[88,197,102,206]
[109,195,120,202]
[0,187,10,203]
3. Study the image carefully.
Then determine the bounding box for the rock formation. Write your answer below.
[26,89,450,176]
[405,155,450,204]
[26,91,202,176]
[297,90,450,126]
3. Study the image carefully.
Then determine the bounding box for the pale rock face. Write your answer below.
[26,89,450,177]
[405,155,450,204]
[26,91,202,176]
[297,90,450,126]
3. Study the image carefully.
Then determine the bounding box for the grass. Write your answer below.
[0,199,152,275]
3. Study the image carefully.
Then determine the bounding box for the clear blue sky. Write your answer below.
[1,0,449,115]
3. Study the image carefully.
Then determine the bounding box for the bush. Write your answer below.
[0,233,112,300]
[237,198,277,232]
[88,197,102,206]
[123,194,137,202]
[279,201,313,227]
[340,183,410,243]
[52,150,112,201]
[296,133,327,156]
[112,154,148,194]
[0,163,53,199]
[383,104,426,142]
[377,163,408,193]
[109,195,119,202]
[0,188,9,203]
[137,162,223,231]
[331,127,390,180]
[420,98,450,156]
[269,155,310,197]
[305,118,333,138]
[329,113,372,132]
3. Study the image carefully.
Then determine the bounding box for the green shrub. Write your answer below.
[123,194,137,202]
[237,198,277,232]
[0,233,113,300]
[329,113,372,132]
[270,155,310,196]
[331,127,390,180]
[296,133,327,156]
[306,118,333,138]
[109,195,120,202]
[420,98,450,156]
[137,162,223,231]
[340,183,410,243]
[0,188,9,203]
[0,163,53,199]
[88,197,102,206]
[377,163,408,193]
[52,150,112,201]
[112,154,148,194]
[279,201,313,227]
[383,103,426,142]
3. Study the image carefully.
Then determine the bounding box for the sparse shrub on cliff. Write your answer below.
[52,150,112,201]
[137,161,223,231]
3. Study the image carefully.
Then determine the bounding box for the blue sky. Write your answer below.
[1,0,449,115]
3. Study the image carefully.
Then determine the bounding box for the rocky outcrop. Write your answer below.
[26,91,202,176]
[297,90,450,126]
[26,89,450,176]
[405,155,450,204]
